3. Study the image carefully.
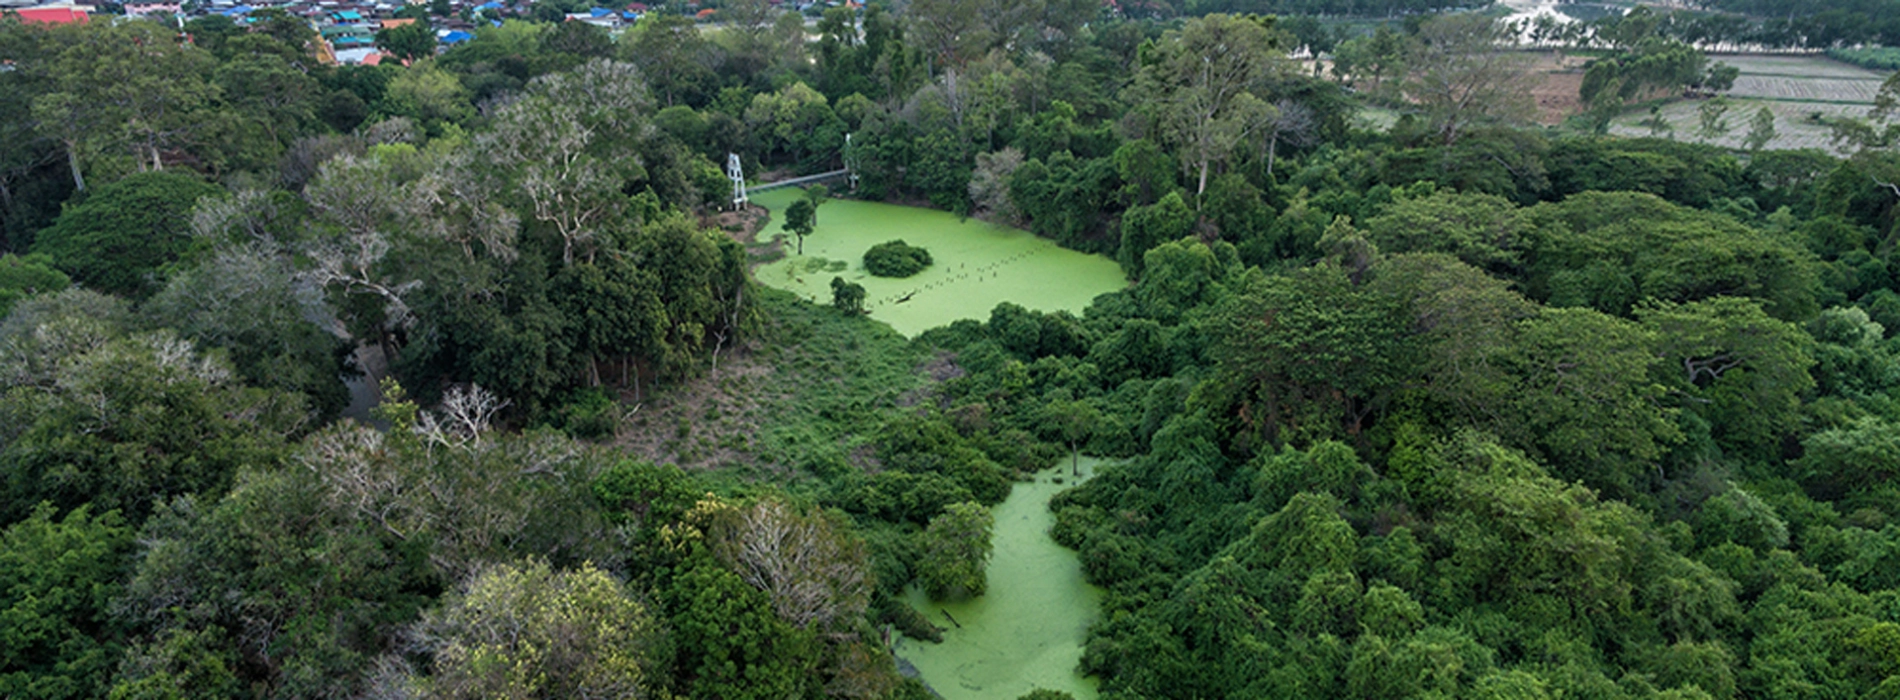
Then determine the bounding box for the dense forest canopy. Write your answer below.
[7,0,1900,698]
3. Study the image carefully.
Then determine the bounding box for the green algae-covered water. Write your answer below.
[749,188,1128,337]
[896,457,1108,700]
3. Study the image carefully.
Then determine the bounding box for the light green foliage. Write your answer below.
[410,560,662,700]
[29,171,221,298]
[920,502,995,600]
[1132,14,1292,194]
[112,417,613,697]
[378,60,473,128]
[1693,484,1790,552]
[0,504,130,700]
[1799,417,1900,496]
[1745,107,1777,151]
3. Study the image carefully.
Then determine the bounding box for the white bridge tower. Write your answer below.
[727,153,747,210]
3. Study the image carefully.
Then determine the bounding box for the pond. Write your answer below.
[748,188,1128,338]
[895,457,1109,700]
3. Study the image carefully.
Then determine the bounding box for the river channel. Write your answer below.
[895,457,1110,700]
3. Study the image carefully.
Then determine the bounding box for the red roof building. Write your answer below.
[14,5,91,23]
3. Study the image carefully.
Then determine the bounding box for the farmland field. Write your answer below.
[1606,54,1889,152]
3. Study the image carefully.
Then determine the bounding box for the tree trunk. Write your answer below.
[1071,443,1079,476]
[1265,133,1279,177]
[65,143,86,193]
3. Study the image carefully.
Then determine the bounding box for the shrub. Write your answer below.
[863,240,933,277]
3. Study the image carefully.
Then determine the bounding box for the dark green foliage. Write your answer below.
[375,21,436,62]
[29,172,221,299]
[862,239,933,278]
[1118,191,1195,277]
[0,299,303,526]
[830,276,866,313]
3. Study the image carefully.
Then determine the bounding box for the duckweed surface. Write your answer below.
[896,457,1108,700]
[750,188,1127,337]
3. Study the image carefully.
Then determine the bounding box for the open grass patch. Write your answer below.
[752,188,1127,337]
[614,286,930,481]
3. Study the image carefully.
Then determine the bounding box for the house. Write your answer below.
[122,1,181,16]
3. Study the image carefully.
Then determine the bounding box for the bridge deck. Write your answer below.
[748,169,851,193]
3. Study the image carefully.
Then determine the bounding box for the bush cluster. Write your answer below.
[863,240,933,277]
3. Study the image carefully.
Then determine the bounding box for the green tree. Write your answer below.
[1403,14,1536,144]
[0,504,131,700]
[376,20,437,63]
[1697,96,1733,142]
[145,244,353,421]
[377,60,473,129]
[1744,106,1777,151]
[1119,191,1196,278]
[618,14,716,107]
[1497,307,1678,493]
[1210,265,1409,450]
[1637,297,1815,459]
[29,171,220,298]
[1039,393,1101,475]
[783,198,816,255]
[1360,191,1532,276]
[0,253,68,317]
[919,502,994,600]
[408,560,664,700]
[1131,14,1291,195]
[30,21,220,190]
[0,303,303,524]
[805,184,830,224]
[831,276,865,314]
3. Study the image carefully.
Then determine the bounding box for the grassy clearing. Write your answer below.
[614,286,930,483]
[750,187,1128,338]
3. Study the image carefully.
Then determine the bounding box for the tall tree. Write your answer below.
[30,21,220,189]
[1132,14,1294,195]
[918,501,994,600]
[783,199,816,255]
[1402,14,1536,145]
[407,560,665,700]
